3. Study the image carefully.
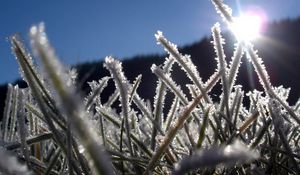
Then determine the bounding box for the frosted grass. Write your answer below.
[0,0,299,174]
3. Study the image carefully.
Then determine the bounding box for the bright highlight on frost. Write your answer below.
[230,14,263,41]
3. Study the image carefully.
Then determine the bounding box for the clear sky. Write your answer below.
[0,0,300,84]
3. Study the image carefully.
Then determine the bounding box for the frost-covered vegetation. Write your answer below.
[1,0,300,174]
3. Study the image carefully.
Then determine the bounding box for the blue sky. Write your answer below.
[1,0,300,84]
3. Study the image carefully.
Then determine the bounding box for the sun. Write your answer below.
[230,13,263,41]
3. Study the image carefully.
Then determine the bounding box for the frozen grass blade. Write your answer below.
[151,64,188,105]
[228,43,244,92]
[155,31,211,103]
[230,86,243,124]
[151,57,175,150]
[204,71,222,94]
[66,118,73,175]
[197,106,212,148]
[211,0,233,23]
[273,94,300,125]
[9,38,69,162]
[164,97,179,132]
[104,89,119,107]
[269,101,300,174]
[5,132,52,150]
[132,94,157,129]
[212,23,230,119]
[30,23,114,175]
[143,93,205,174]
[247,45,300,125]
[96,106,154,158]
[71,137,91,175]
[86,76,110,111]
[152,64,216,147]
[8,85,19,142]
[129,74,142,103]
[250,119,271,148]
[2,84,13,141]
[16,89,31,168]
[24,103,47,124]
[44,148,61,175]
[238,111,259,134]
[173,141,258,175]
[246,44,272,95]
[11,36,66,130]
[104,56,134,157]
[12,35,66,122]
[98,114,107,146]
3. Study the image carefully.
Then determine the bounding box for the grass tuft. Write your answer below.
[0,0,299,174]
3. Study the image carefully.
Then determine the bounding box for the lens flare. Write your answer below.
[230,14,263,41]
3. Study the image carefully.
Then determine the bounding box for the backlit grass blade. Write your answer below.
[30,23,114,175]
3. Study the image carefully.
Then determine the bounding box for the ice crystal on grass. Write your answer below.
[1,0,299,174]
[211,0,233,23]
[212,23,227,73]
[29,23,114,175]
[151,57,175,149]
[10,35,38,83]
[86,76,110,111]
[173,141,259,175]
[246,44,272,94]
[272,86,291,102]
[155,31,211,103]
[1,84,13,141]
[30,23,75,95]
[212,23,231,118]
[228,42,244,92]
[151,64,189,105]
[104,56,136,158]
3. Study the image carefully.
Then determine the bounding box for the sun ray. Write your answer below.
[230,13,263,41]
